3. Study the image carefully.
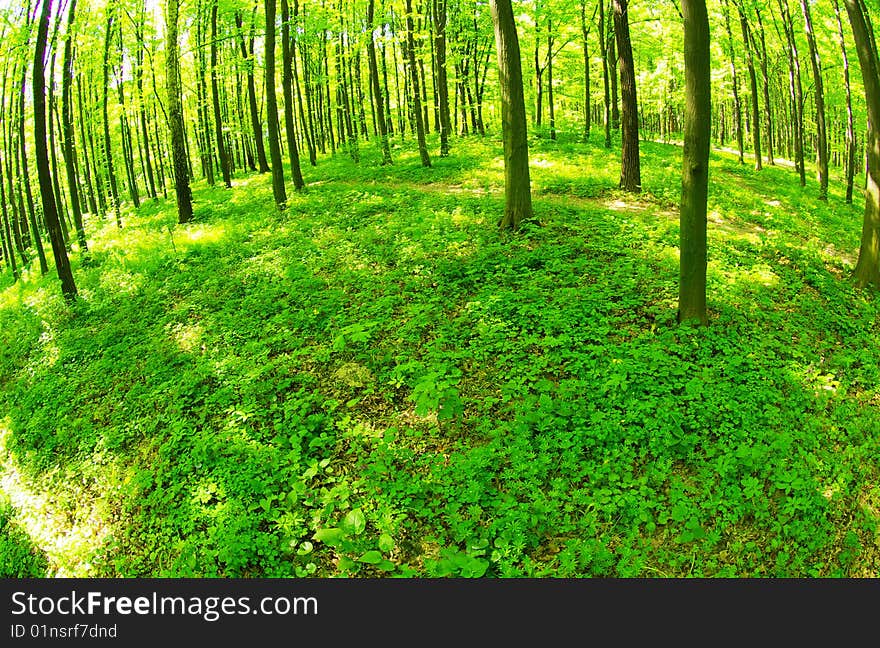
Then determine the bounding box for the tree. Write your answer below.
[165,0,193,224]
[613,0,640,192]
[368,0,393,164]
[799,0,828,200]
[265,0,287,209]
[406,0,431,167]
[280,0,304,190]
[33,0,77,299]
[211,0,232,188]
[60,0,88,255]
[843,0,880,287]
[678,0,710,325]
[489,0,532,230]
[433,0,451,156]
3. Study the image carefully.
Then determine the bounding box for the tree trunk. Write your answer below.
[613,0,641,192]
[490,0,533,230]
[433,0,451,156]
[406,0,431,167]
[800,0,829,200]
[844,0,880,287]
[598,0,611,148]
[834,0,857,204]
[737,0,762,170]
[265,0,287,209]
[369,0,393,164]
[211,0,232,187]
[236,10,270,174]
[34,0,77,299]
[722,0,744,164]
[281,0,304,189]
[102,8,121,223]
[754,5,774,165]
[678,0,710,325]
[61,0,88,255]
[165,0,194,223]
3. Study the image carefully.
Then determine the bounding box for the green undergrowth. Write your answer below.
[0,135,878,577]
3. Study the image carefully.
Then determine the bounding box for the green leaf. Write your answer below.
[342,508,366,535]
[378,533,394,552]
[313,527,345,547]
[358,550,384,565]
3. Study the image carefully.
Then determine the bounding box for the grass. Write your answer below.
[0,133,878,577]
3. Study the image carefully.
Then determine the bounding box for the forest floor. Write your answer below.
[1,135,878,577]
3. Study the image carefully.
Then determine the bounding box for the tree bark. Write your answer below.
[60,0,88,255]
[165,0,194,223]
[281,0,304,189]
[34,0,77,299]
[406,0,431,167]
[490,0,533,230]
[433,0,451,156]
[834,0,857,204]
[369,0,393,164]
[265,0,287,209]
[598,0,611,148]
[736,0,762,170]
[678,0,710,325]
[613,0,641,192]
[800,0,829,200]
[844,0,880,287]
[211,0,232,187]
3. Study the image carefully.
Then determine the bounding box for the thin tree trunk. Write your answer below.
[61,0,88,254]
[406,0,431,167]
[598,0,611,148]
[281,0,304,189]
[265,0,287,209]
[737,0,762,170]
[211,0,232,186]
[800,0,829,199]
[102,7,121,223]
[834,0,857,204]
[369,0,393,164]
[722,0,744,164]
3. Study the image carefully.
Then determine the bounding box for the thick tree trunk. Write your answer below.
[34,0,77,299]
[613,0,641,193]
[678,0,710,325]
[490,0,533,230]
[165,0,194,223]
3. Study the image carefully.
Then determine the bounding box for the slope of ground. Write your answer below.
[0,136,878,577]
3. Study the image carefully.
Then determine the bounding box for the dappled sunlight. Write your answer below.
[168,321,206,354]
[0,422,110,576]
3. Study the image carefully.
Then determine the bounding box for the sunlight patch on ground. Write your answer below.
[168,321,206,354]
[0,423,109,576]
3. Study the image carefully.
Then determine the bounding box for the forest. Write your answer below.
[0,0,878,578]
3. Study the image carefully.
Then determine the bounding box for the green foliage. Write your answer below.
[0,496,47,577]
[0,138,878,578]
